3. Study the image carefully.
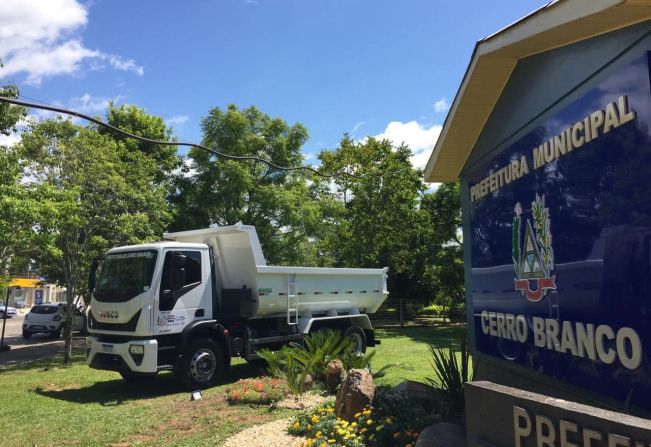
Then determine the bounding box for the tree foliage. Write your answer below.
[318,136,434,300]
[19,112,173,363]
[171,104,324,264]
[0,81,32,286]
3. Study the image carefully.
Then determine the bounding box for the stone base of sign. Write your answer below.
[465,381,651,447]
[415,422,466,447]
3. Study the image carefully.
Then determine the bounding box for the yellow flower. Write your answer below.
[305,440,312,446]
[360,428,367,434]
[315,431,322,438]
[327,408,334,413]
[363,410,371,416]
[367,419,373,425]
[311,416,319,424]
[376,425,384,431]
[338,429,345,435]
[320,444,326,447]
[406,444,413,447]
[354,412,361,418]
[350,422,357,428]
[293,422,300,429]
[307,424,312,431]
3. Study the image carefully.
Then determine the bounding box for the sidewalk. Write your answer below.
[0,337,85,369]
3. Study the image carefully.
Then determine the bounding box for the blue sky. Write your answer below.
[0,0,546,169]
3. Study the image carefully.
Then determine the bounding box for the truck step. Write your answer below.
[249,334,303,346]
[157,346,176,352]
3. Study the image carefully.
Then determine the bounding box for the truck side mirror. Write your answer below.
[88,257,102,294]
[170,253,187,292]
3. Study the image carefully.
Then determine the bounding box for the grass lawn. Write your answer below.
[0,325,466,447]
[373,326,467,387]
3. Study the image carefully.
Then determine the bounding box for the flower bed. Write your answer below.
[226,377,291,405]
[288,388,434,447]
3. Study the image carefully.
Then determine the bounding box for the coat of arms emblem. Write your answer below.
[513,194,556,301]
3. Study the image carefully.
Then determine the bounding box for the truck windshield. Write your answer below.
[94,250,158,302]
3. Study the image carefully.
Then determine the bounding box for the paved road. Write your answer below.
[0,312,85,369]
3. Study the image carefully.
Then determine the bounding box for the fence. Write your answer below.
[370,298,464,327]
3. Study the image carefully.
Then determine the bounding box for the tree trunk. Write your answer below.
[63,284,74,365]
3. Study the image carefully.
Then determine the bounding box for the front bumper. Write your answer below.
[23,322,62,333]
[86,336,158,374]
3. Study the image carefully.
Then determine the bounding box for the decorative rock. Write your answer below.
[415,422,467,447]
[304,373,314,390]
[395,380,446,413]
[335,368,375,421]
[326,359,344,393]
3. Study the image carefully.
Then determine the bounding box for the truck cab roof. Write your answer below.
[107,241,208,254]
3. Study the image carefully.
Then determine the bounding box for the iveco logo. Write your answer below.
[99,310,119,319]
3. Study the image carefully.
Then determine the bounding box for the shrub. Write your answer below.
[226,377,290,405]
[289,389,435,447]
[259,329,386,394]
[426,336,473,417]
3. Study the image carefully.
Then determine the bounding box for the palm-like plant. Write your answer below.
[427,336,473,416]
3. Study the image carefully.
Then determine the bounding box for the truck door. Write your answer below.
[155,249,207,335]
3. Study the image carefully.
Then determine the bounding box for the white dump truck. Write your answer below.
[86,224,389,388]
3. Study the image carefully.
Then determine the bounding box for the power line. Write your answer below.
[0,96,410,180]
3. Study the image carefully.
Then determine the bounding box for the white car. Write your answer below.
[0,306,17,319]
[22,303,85,338]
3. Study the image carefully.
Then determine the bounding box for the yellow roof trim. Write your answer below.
[424,0,651,182]
[9,278,41,288]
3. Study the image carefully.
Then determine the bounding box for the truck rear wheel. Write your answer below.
[178,338,227,390]
[344,326,367,354]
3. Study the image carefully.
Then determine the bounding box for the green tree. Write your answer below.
[101,103,182,184]
[171,104,324,264]
[20,118,172,364]
[318,136,430,300]
[421,183,464,321]
[0,81,31,287]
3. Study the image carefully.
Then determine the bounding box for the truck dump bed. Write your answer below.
[164,224,389,320]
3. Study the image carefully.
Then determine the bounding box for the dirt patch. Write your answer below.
[37,383,81,392]
[110,392,279,447]
[276,393,330,410]
[222,417,304,447]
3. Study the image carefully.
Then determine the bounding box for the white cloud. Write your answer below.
[0,0,143,85]
[374,120,442,170]
[70,93,125,114]
[165,115,189,127]
[433,98,450,113]
[351,121,366,133]
[0,132,21,147]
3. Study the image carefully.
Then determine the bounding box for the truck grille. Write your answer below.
[89,310,141,332]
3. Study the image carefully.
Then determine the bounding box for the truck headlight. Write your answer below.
[129,344,144,355]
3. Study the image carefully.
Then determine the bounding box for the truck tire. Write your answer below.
[178,338,227,390]
[343,326,367,354]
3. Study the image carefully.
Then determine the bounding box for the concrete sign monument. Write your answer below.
[423,1,651,445]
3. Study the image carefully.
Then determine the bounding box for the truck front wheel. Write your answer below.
[178,338,226,390]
